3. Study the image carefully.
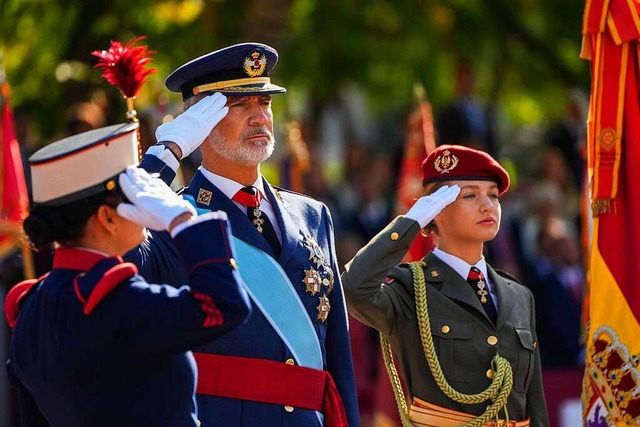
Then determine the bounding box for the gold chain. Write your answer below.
[381,261,514,427]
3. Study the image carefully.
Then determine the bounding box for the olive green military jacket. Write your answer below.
[342,216,549,426]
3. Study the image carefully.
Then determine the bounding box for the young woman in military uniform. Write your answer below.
[5,124,250,427]
[342,144,548,426]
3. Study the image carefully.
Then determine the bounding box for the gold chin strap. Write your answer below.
[193,77,271,95]
[380,261,514,427]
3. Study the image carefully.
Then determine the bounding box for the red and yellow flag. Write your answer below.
[0,79,29,258]
[581,0,640,423]
[394,86,437,262]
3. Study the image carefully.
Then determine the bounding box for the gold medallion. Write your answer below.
[196,188,213,206]
[317,294,331,322]
[303,268,323,296]
[321,268,334,294]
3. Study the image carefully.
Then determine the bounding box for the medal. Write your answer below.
[476,279,488,304]
[321,268,334,294]
[303,268,323,296]
[302,235,327,268]
[251,207,264,233]
[317,294,330,322]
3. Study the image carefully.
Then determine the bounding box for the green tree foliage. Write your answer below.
[0,0,588,141]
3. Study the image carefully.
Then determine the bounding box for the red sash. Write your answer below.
[194,352,348,427]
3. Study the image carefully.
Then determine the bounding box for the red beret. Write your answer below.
[421,145,510,195]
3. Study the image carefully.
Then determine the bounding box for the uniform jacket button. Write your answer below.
[284,405,294,413]
[441,325,450,334]
[285,358,295,365]
[390,232,399,241]
[487,335,498,346]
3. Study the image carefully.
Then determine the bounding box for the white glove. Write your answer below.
[155,92,228,159]
[116,166,196,231]
[405,185,461,228]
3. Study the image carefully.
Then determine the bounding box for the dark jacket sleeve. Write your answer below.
[139,152,177,185]
[112,216,251,356]
[123,230,188,286]
[341,216,421,335]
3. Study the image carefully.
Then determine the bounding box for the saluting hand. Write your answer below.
[405,185,461,228]
[117,166,197,232]
[155,92,228,159]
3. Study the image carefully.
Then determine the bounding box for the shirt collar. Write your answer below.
[199,166,265,200]
[432,247,489,282]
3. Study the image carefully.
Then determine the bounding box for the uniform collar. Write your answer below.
[53,247,121,271]
[199,166,265,200]
[432,247,489,285]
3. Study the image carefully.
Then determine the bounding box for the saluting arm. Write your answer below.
[341,216,421,333]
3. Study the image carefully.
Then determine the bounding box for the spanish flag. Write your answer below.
[581,0,640,423]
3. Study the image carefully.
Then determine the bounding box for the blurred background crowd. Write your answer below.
[1,1,590,426]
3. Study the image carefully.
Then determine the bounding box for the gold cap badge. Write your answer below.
[243,51,267,77]
[434,150,459,174]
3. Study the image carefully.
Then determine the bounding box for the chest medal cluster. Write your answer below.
[301,235,334,322]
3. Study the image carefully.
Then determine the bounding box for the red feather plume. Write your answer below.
[92,36,156,98]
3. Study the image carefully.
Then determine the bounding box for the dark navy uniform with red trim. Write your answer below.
[126,156,360,427]
[6,217,250,427]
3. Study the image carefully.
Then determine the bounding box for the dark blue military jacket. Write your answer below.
[6,216,250,427]
[128,156,360,427]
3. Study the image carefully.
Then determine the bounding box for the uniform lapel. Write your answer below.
[488,265,517,329]
[262,181,301,266]
[184,171,274,255]
[425,253,493,323]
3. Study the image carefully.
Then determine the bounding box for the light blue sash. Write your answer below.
[183,195,323,371]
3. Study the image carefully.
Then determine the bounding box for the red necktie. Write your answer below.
[467,267,497,323]
[232,186,281,257]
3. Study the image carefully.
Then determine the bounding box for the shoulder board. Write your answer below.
[5,274,49,327]
[80,263,138,315]
[271,185,316,201]
[495,269,521,283]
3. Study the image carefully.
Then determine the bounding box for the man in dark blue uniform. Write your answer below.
[130,43,359,426]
